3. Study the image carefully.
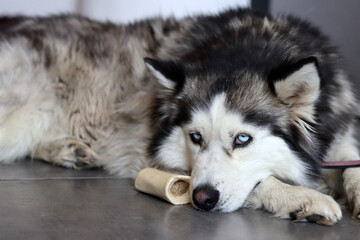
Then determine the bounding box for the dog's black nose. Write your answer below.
[192,185,219,211]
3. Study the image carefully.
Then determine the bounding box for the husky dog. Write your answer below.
[0,8,358,225]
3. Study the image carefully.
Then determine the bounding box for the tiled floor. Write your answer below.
[0,160,359,240]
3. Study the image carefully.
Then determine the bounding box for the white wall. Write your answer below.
[0,0,77,16]
[78,0,250,23]
[0,0,250,23]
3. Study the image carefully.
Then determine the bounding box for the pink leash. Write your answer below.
[321,160,360,169]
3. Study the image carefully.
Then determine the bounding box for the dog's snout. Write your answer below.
[192,185,219,211]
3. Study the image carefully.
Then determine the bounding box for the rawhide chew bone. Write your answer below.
[134,168,191,205]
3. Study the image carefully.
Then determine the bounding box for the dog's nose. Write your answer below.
[192,185,219,211]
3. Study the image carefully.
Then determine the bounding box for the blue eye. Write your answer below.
[190,132,202,145]
[238,135,249,142]
[234,134,252,147]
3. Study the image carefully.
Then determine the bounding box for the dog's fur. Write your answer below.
[0,9,359,225]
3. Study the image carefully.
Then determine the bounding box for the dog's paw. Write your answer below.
[69,142,99,169]
[34,138,99,169]
[285,193,342,225]
[273,186,342,226]
[247,176,342,226]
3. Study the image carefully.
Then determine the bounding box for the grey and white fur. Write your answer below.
[0,8,358,225]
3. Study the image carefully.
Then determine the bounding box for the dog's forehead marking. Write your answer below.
[191,93,233,132]
[208,93,249,134]
[189,93,265,140]
[190,93,243,141]
[209,93,228,126]
[190,93,228,125]
[190,92,238,128]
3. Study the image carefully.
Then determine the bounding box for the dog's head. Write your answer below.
[145,56,321,212]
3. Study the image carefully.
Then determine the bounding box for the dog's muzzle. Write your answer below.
[192,185,219,211]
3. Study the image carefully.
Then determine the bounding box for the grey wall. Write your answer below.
[270,0,360,94]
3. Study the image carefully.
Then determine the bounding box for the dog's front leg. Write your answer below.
[343,168,360,220]
[244,176,342,226]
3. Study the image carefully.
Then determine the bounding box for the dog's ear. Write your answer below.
[268,57,320,137]
[144,58,185,93]
[268,57,320,108]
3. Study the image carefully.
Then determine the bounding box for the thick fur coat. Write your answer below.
[0,9,358,225]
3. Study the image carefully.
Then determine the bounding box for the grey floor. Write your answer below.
[0,160,359,240]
